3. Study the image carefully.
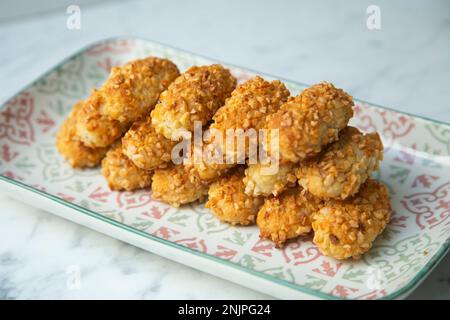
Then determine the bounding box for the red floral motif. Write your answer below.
[353,103,377,132]
[142,206,170,220]
[0,92,34,145]
[377,109,415,141]
[96,57,123,73]
[355,289,387,300]
[56,192,76,202]
[354,104,416,153]
[251,239,276,257]
[88,186,112,203]
[401,181,450,230]
[36,110,55,133]
[330,285,359,298]
[175,237,207,253]
[389,210,409,228]
[86,39,136,55]
[153,226,180,240]
[312,260,343,277]
[31,184,46,191]
[214,245,237,260]
[412,174,439,189]
[1,144,19,162]
[282,240,322,265]
[3,171,23,180]
[116,190,152,209]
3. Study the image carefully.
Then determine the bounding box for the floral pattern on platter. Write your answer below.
[0,38,449,300]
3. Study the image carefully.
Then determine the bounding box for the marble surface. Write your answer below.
[0,0,449,299]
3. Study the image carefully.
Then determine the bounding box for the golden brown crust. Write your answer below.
[76,90,128,148]
[151,64,237,140]
[296,126,383,200]
[56,101,108,168]
[121,116,177,170]
[185,140,235,182]
[193,77,290,181]
[211,76,290,131]
[243,162,297,196]
[151,165,210,207]
[101,142,153,191]
[257,189,322,246]
[206,169,264,226]
[100,57,180,123]
[312,179,391,260]
[263,82,354,163]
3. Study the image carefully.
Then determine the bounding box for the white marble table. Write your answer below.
[0,0,449,299]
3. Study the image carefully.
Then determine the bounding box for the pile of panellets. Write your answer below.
[57,56,391,260]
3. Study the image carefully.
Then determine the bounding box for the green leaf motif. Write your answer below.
[362,233,441,283]
[167,211,191,227]
[38,143,74,182]
[439,226,450,240]
[342,266,367,283]
[78,199,100,210]
[379,226,400,241]
[238,254,264,270]
[260,267,295,283]
[196,213,229,234]
[66,180,92,193]
[35,56,87,98]
[225,230,252,246]
[389,165,410,184]
[99,210,125,223]
[48,99,73,116]
[131,218,154,231]
[425,124,450,155]
[302,275,327,289]
[420,144,442,168]
[14,156,35,174]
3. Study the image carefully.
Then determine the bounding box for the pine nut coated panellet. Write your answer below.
[206,168,264,226]
[76,90,128,148]
[312,179,391,260]
[151,64,237,141]
[296,126,383,200]
[101,142,153,191]
[151,165,210,207]
[192,76,290,181]
[121,116,177,170]
[56,101,108,168]
[257,188,322,247]
[243,162,297,197]
[263,82,354,163]
[100,57,180,123]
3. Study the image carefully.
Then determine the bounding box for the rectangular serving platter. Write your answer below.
[0,37,448,300]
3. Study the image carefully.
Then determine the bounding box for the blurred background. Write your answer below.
[0,0,448,299]
[1,0,450,120]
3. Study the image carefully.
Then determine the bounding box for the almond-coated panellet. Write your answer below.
[206,168,264,226]
[151,64,236,140]
[296,126,383,200]
[312,179,391,260]
[56,100,108,168]
[101,142,153,191]
[263,82,354,163]
[101,57,180,123]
